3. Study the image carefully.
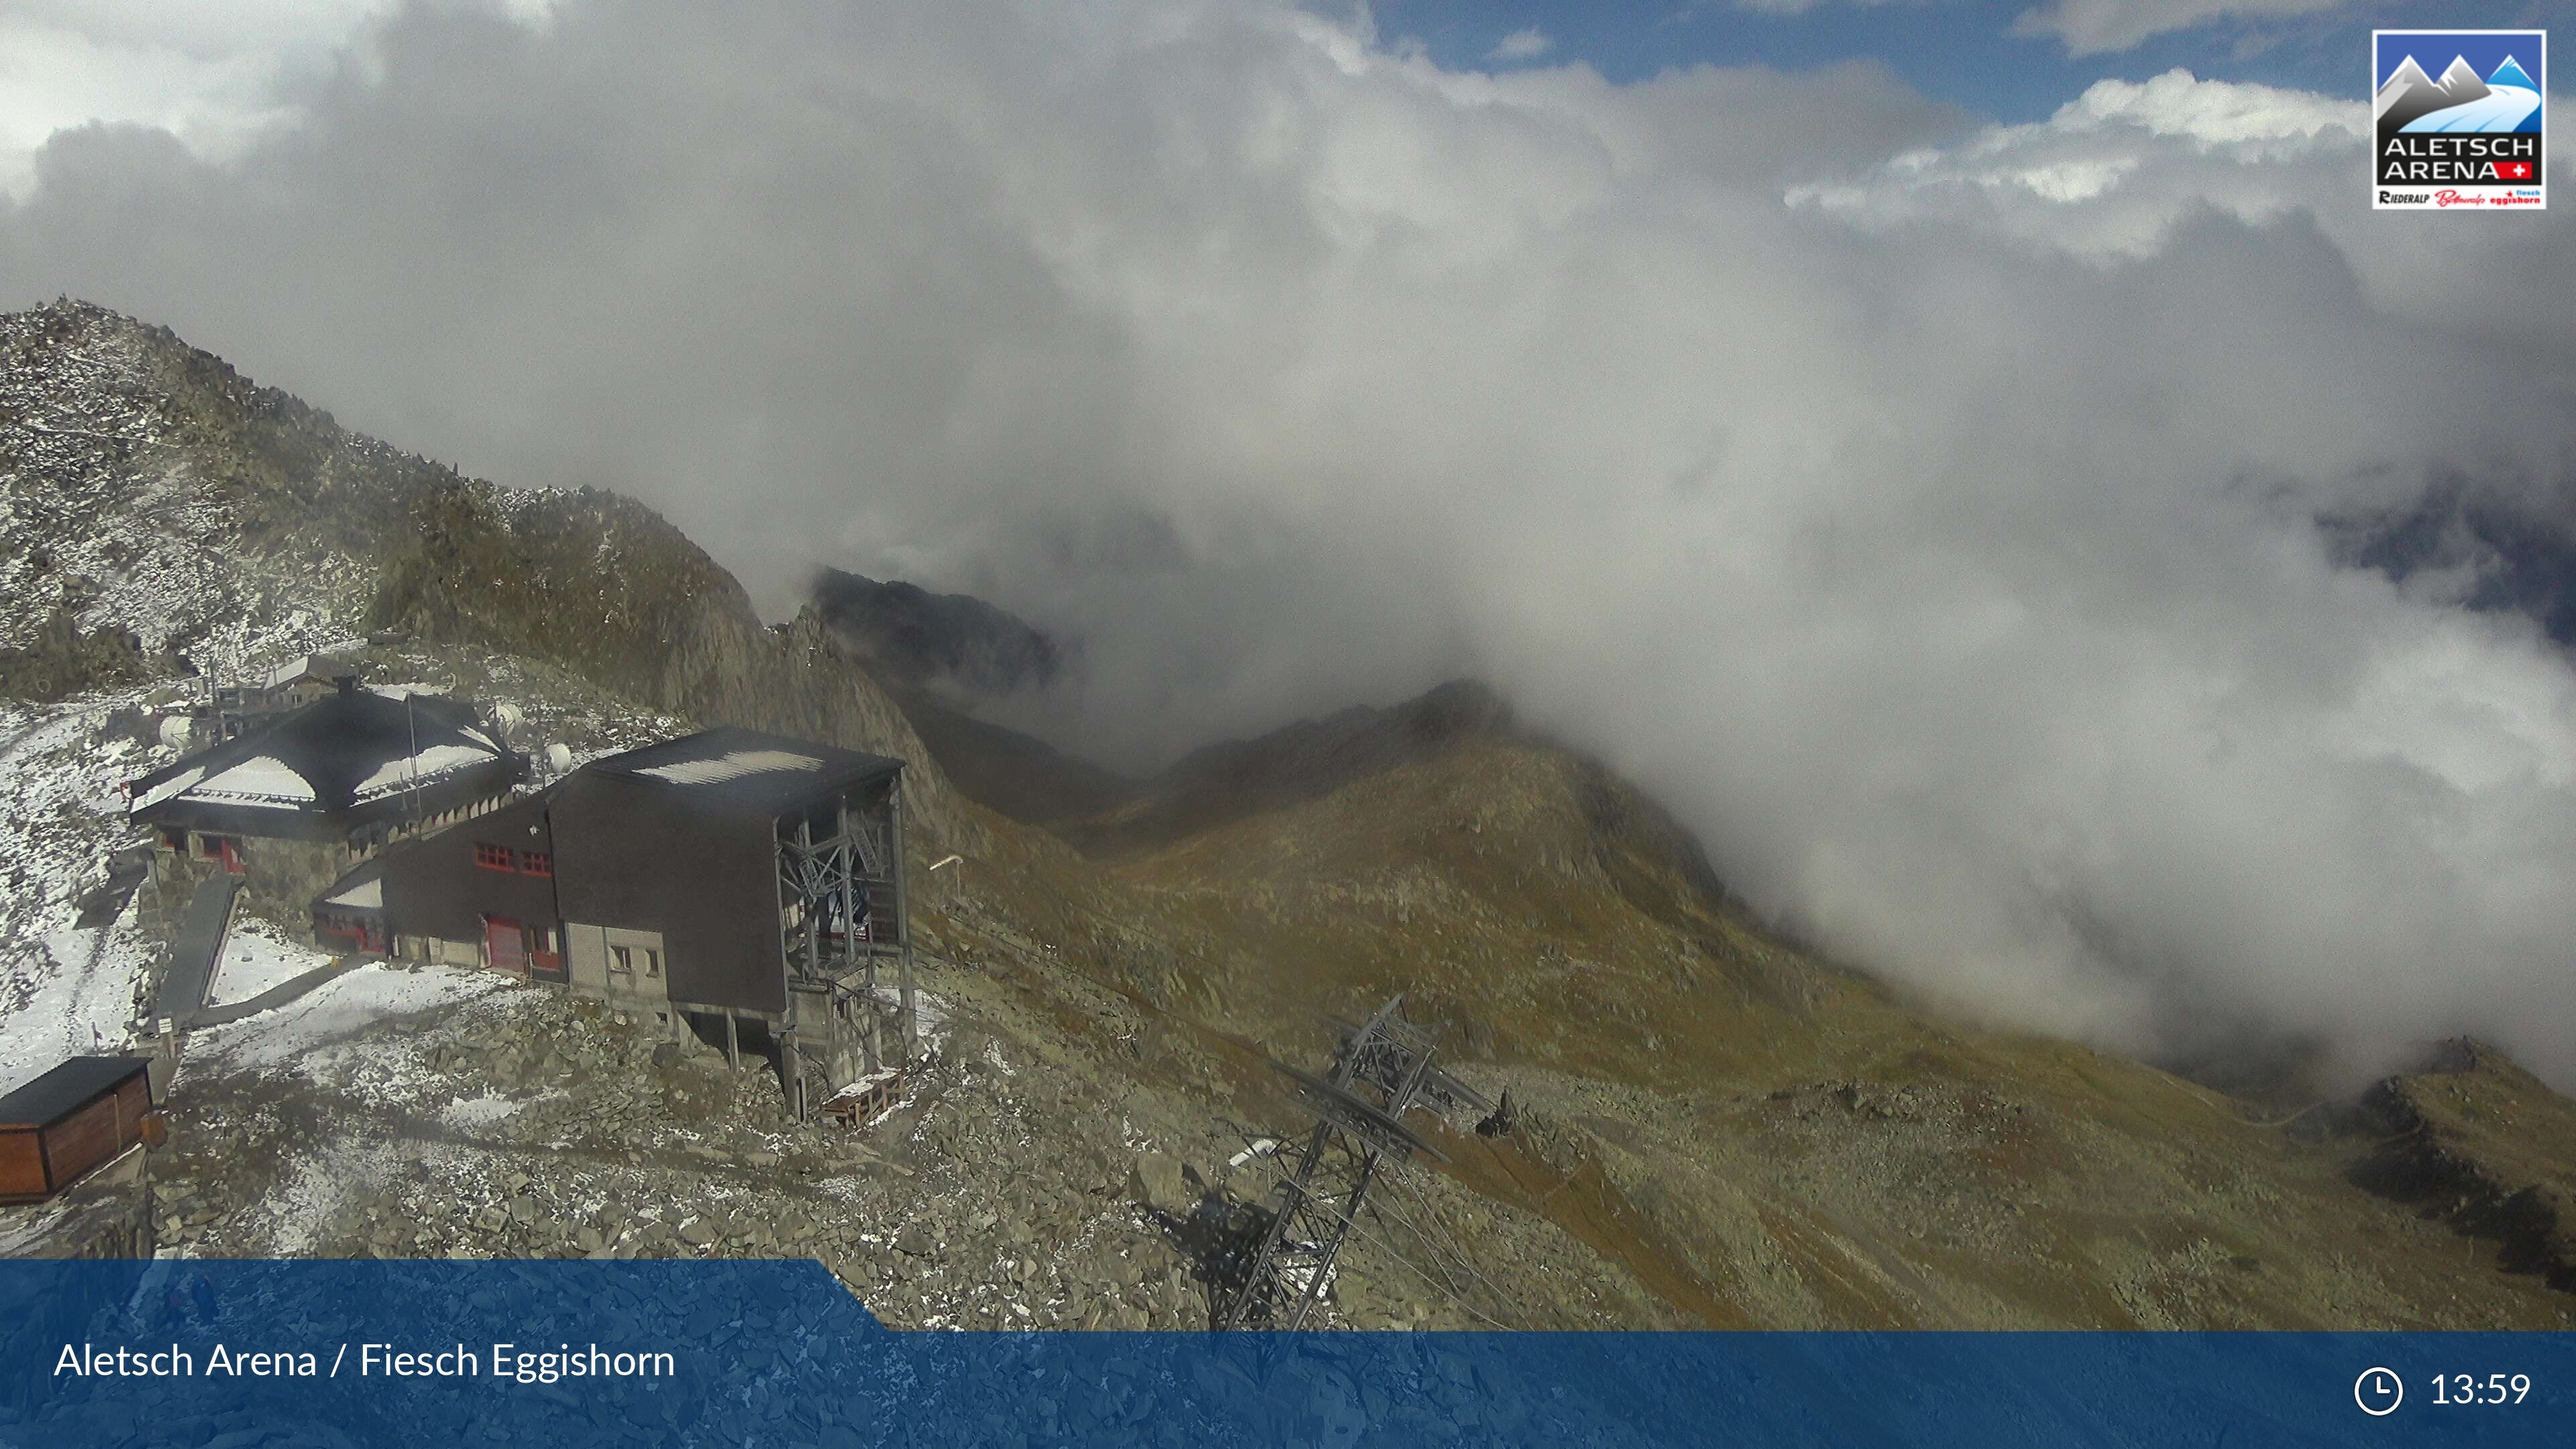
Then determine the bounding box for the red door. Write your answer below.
[484,916,527,973]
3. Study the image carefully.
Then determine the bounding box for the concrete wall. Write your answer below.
[566,922,669,1012]
[395,934,485,969]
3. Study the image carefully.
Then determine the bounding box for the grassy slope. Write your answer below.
[1063,716,2576,1328]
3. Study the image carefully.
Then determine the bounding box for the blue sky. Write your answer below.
[2373,29,2543,91]
[1359,1,2567,121]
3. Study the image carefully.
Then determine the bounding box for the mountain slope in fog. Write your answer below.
[5,300,2572,1330]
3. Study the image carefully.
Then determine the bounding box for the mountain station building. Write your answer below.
[125,678,527,870]
[313,727,914,1118]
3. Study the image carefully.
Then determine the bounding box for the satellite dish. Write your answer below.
[544,743,574,775]
[156,717,193,751]
[492,702,525,731]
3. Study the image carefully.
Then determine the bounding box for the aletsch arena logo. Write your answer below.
[2373,30,2545,210]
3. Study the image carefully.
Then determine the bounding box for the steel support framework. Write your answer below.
[775,789,902,1118]
[1215,997,1455,1330]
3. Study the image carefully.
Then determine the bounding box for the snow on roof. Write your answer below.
[577,725,900,813]
[127,688,525,828]
[350,742,503,802]
[192,755,317,804]
[634,748,824,787]
[129,763,206,814]
[322,875,382,910]
[263,655,335,690]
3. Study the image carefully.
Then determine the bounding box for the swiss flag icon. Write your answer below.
[2496,160,2535,180]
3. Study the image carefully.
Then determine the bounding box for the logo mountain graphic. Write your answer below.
[2376,53,2490,131]
[2377,50,2542,136]
[2435,55,2491,103]
[2373,54,2435,124]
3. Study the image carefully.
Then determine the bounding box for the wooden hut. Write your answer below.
[0,1056,156,1204]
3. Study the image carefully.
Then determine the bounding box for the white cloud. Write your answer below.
[2012,0,2348,55]
[1790,70,2361,254]
[0,1,570,197]
[1786,67,2576,355]
[0,11,335,195]
[6,3,2576,1089]
[1487,27,1553,63]
[1739,0,2353,54]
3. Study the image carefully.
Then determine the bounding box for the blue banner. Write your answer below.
[1,1260,2568,1446]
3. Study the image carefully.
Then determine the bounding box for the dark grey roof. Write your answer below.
[126,686,525,827]
[158,876,241,1023]
[579,727,902,814]
[0,1056,150,1129]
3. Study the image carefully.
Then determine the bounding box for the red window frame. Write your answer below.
[474,842,515,871]
[519,850,552,878]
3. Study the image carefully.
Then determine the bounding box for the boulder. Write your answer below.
[1129,1153,1190,1216]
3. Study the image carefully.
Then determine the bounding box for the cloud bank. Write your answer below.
[2008,0,2347,55]
[1735,0,2353,55]
[5,0,2576,1087]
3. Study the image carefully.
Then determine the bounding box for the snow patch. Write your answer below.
[257,1137,400,1256]
[129,764,206,812]
[442,1091,523,1130]
[193,755,318,804]
[204,920,335,1008]
[350,743,500,800]
[0,921,155,1091]
[0,690,166,1090]
[635,748,823,787]
[195,963,502,1071]
[879,986,952,1059]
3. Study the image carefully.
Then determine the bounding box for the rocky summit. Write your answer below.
[5,301,2575,1333]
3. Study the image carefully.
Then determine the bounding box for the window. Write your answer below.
[474,842,515,871]
[642,949,662,977]
[519,849,552,878]
[610,945,633,977]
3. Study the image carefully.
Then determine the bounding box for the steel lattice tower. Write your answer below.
[1214,996,1488,1330]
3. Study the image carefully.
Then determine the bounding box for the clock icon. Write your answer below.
[2355,1366,2404,1417]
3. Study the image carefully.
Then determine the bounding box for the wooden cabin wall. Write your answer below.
[39,1097,121,1196]
[0,1129,44,1200]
